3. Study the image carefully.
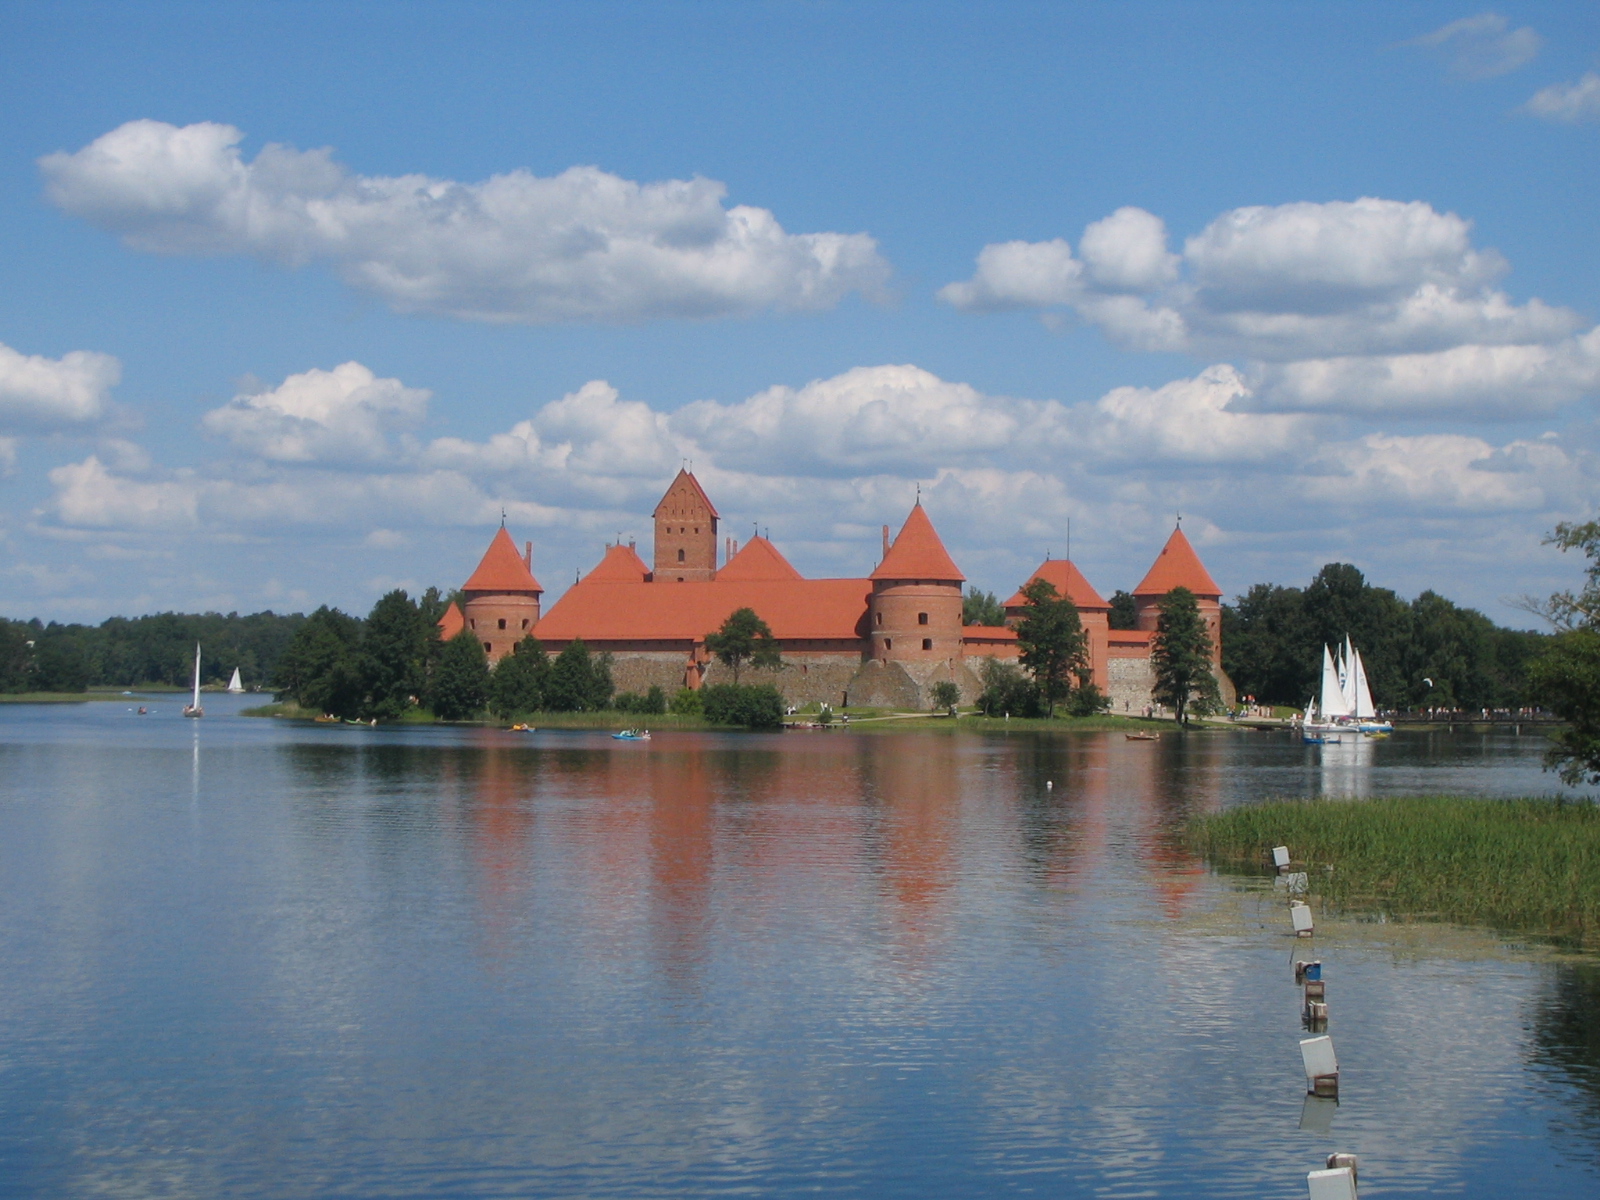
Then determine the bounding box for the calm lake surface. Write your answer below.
[2,697,1598,1198]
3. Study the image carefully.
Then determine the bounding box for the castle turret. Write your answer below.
[653,468,718,582]
[1132,526,1223,667]
[868,503,965,663]
[460,527,544,663]
[1003,558,1112,690]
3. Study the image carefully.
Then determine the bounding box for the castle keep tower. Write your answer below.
[653,468,719,582]
[868,503,965,663]
[1132,526,1223,667]
[461,527,544,663]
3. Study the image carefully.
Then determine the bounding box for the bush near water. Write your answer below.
[1189,796,1600,945]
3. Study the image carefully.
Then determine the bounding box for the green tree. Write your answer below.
[962,588,1005,627]
[1108,589,1138,631]
[1151,586,1220,726]
[705,607,781,684]
[489,635,549,716]
[1015,578,1088,717]
[546,639,609,711]
[361,589,430,719]
[669,686,703,715]
[931,680,961,710]
[700,682,784,729]
[0,620,33,692]
[429,630,490,720]
[1528,520,1600,781]
[32,626,89,692]
[274,606,364,717]
[975,658,1042,717]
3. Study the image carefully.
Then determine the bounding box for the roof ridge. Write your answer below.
[1131,527,1221,598]
[870,504,965,582]
[463,527,543,593]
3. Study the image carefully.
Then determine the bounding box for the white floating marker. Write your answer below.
[1045,780,1053,789]
[1307,1165,1357,1200]
[1291,900,1314,936]
[1300,1034,1339,1097]
[1273,845,1291,872]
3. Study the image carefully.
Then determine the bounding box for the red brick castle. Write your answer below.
[439,469,1230,711]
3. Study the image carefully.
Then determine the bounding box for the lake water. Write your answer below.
[2,697,1597,1198]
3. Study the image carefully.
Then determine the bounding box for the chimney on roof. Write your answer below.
[524,541,532,569]
[882,524,891,558]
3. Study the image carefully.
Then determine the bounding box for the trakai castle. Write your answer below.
[438,470,1233,712]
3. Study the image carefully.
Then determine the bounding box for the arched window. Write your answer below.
[677,548,686,562]
[918,612,928,625]
[497,618,506,630]
[922,638,933,651]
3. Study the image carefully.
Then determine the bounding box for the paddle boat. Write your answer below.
[612,729,651,741]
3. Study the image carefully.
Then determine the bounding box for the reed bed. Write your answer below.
[1189,795,1600,946]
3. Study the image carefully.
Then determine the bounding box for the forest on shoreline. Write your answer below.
[2,562,1548,709]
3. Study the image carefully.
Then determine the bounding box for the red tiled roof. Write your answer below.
[584,543,652,583]
[437,601,465,641]
[1004,559,1109,611]
[870,504,965,582]
[652,468,719,519]
[1132,527,1221,598]
[717,536,803,582]
[536,577,871,642]
[463,527,543,593]
[1108,628,1155,646]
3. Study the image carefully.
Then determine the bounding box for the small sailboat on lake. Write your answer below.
[227,667,244,693]
[182,644,204,718]
[1302,637,1390,742]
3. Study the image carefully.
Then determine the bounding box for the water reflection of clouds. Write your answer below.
[9,720,1600,1195]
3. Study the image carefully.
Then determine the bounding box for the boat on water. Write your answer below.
[508,723,535,732]
[181,644,204,718]
[1125,731,1159,741]
[1301,636,1392,742]
[227,667,244,694]
[613,729,651,741]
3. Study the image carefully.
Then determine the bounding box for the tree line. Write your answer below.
[1221,563,1545,710]
[0,610,307,693]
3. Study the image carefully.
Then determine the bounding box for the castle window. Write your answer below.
[922,638,933,651]
[498,618,506,630]
[918,612,928,625]
[677,548,685,562]
[884,639,892,650]
[521,619,530,630]
[483,642,493,653]
[469,619,476,630]
[875,612,883,626]
[694,527,699,533]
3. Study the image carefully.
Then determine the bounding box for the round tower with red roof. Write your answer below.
[460,526,544,663]
[868,503,965,664]
[1132,525,1223,668]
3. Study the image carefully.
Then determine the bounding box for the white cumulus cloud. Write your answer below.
[41,120,891,324]
[0,341,121,428]
[1525,72,1600,123]
[201,361,429,464]
[1406,13,1542,79]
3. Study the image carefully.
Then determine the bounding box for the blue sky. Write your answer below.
[2,1,1598,624]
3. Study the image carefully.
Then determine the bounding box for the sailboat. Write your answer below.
[182,643,204,718]
[1302,638,1390,742]
[227,667,244,694]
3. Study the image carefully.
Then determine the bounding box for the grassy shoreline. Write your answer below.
[1189,795,1600,946]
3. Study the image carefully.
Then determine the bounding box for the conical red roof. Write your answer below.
[1004,559,1109,611]
[437,601,465,641]
[870,504,965,582]
[718,536,803,582]
[1132,527,1220,598]
[583,543,651,583]
[652,468,719,519]
[463,527,543,593]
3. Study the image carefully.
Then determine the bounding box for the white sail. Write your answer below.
[183,643,204,717]
[1339,636,1357,712]
[1319,645,1352,718]
[227,667,244,693]
[1351,649,1376,719]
